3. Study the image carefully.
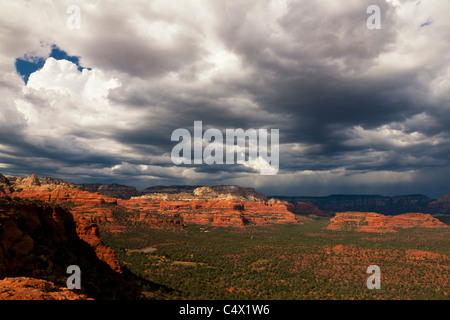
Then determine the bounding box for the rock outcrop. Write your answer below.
[14,174,41,188]
[0,200,75,277]
[0,277,91,300]
[0,198,138,299]
[75,216,122,273]
[0,174,117,207]
[327,212,449,233]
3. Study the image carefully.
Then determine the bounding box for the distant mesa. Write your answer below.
[272,194,450,215]
[135,185,268,203]
[77,183,269,202]
[77,183,141,200]
[292,202,328,216]
[142,185,202,194]
[428,194,450,214]
[327,212,449,233]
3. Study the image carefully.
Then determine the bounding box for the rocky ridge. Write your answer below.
[133,185,268,203]
[77,183,141,200]
[273,193,450,215]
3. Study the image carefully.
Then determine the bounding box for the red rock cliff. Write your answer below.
[0,198,138,299]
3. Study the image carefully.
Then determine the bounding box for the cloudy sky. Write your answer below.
[1,0,450,197]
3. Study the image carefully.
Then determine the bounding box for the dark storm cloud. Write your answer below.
[71,1,206,79]
[2,0,450,197]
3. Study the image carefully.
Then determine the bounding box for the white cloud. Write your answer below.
[26,57,119,100]
[345,125,428,148]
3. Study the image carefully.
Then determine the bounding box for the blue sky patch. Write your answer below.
[15,44,90,84]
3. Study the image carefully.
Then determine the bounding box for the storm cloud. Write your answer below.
[1,0,450,197]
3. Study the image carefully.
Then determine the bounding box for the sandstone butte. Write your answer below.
[327,212,449,233]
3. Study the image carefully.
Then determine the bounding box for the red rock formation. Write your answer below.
[75,216,122,273]
[0,199,121,276]
[0,174,120,228]
[0,174,116,208]
[2,173,303,229]
[0,198,140,299]
[0,201,72,277]
[327,212,448,233]
[119,198,302,228]
[13,184,117,207]
[0,277,91,300]
[0,175,122,273]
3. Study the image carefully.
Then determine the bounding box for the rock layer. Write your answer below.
[327,212,448,233]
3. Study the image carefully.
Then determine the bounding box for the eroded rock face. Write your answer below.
[14,174,41,188]
[0,198,139,299]
[0,174,117,207]
[13,186,116,207]
[119,199,302,228]
[75,217,122,273]
[0,202,73,277]
[0,277,91,300]
[327,212,448,233]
